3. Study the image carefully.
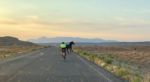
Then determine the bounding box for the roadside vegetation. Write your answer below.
[0,46,46,58]
[73,49,150,82]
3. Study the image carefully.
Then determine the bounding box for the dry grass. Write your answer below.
[144,73,150,82]
[74,46,150,64]
[74,46,150,82]
[74,49,143,82]
[0,46,45,58]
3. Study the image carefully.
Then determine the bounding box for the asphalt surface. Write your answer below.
[0,47,127,82]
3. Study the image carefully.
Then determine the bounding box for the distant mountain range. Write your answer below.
[37,42,150,47]
[0,36,35,46]
[74,42,150,46]
[28,37,117,43]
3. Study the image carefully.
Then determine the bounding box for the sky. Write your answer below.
[0,0,150,41]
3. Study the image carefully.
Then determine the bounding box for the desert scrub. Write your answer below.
[98,56,113,64]
[131,76,142,82]
[0,46,45,59]
[0,52,19,58]
[117,69,130,78]
[144,72,150,82]
[73,49,145,82]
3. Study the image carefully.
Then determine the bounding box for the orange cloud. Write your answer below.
[0,17,150,41]
[0,18,18,25]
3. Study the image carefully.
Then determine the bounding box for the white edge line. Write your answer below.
[75,53,113,82]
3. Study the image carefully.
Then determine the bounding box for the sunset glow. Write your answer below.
[0,0,150,41]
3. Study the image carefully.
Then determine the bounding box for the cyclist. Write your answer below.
[60,42,67,60]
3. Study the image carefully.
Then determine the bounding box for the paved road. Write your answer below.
[0,47,126,82]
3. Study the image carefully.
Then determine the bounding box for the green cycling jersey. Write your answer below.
[60,44,67,48]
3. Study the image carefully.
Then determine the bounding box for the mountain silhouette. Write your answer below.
[28,37,117,43]
[0,36,35,46]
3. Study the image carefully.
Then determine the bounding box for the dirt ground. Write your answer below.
[74,46,150,76]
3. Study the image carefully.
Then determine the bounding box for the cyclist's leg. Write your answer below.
[62,49,65,59]
[61,48,66,60]
[64,52,66,59]
[61,52,64,57]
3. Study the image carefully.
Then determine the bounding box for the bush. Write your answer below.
[98,56,104,60]
[106,65,114,72]
[135,72,140,77]
[117,64,121,69]
[103,57,113,64]
[89,56,94,62]
[117,69,130,78]
[131,76,142,82]
[98,56,113,64]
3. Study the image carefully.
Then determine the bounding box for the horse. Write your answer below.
[66,41,75,53]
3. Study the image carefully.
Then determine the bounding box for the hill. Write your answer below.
[0,36,35,46]
[28,37,117,43]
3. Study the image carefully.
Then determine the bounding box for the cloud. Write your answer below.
[138,9,150,14]
[0,16,150,41]
[26,16,39,20]
[0,18,18,25]
[122,9,150,15]
[114,16,150,26]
